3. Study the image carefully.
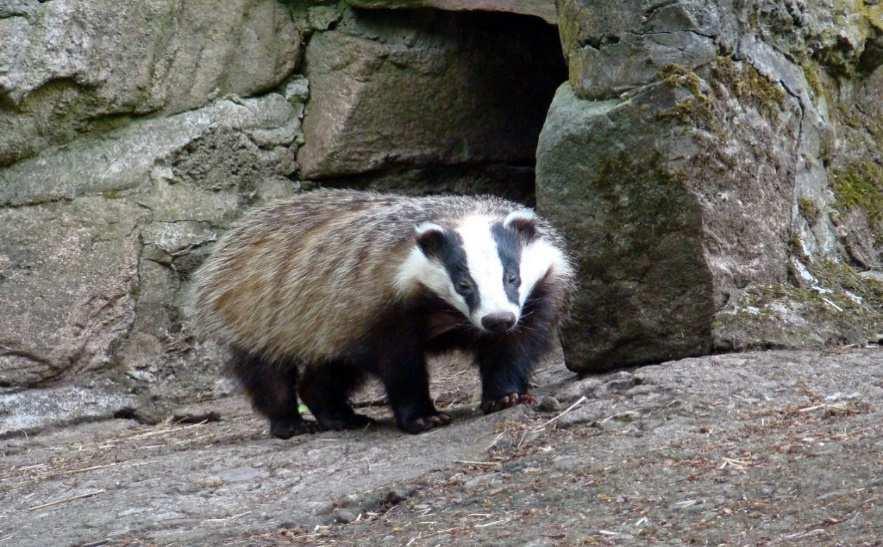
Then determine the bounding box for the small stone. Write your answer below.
[463,473,497,489]
[385,486,416,505]
[604,372,638,393]
[557,405,604,428]
[537,396,562,412]
[551,456,581,472]
[282,76,310,104]
[333,509,357,524]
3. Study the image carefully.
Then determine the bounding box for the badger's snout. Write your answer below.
[481,312,516,333]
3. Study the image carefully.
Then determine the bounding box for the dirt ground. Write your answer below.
[1,348,881,546]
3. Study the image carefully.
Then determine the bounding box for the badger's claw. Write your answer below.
[481,393,537,414]
[401,412,451,434]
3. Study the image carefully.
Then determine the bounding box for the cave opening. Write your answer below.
[298,8,569,206]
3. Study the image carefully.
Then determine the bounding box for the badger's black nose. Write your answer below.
[481,312,516,333]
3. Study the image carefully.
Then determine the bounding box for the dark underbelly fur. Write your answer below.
[229,276,559,438]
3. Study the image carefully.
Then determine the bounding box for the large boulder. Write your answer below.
[297,9,564,180]
[539,0,883,371]
[0,0,301,167]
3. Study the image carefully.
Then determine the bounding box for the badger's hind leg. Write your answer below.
[298,362,375,431]
[229,347,316,439]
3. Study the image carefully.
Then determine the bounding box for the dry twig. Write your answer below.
[28,489,105,511]
[534,396,588,430]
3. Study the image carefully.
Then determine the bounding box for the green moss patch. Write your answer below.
[660,64,707,101]
[657,65,715,127]
[713,56,785,117]
[832,162,883,242]
[801,62,825,100]
[798,197,820,224]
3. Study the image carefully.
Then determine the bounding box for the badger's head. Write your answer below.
[396,210,568,334]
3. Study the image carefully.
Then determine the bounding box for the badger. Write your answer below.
[191,189,574,438]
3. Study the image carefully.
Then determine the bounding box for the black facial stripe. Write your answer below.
[491,222,522,305]
[433,230,480,312]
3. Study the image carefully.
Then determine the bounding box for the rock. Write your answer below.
[0,0,301,167]
[2,349,882,544]
[536,395,562,412]
[0,197,145,386]
[713,271,883,352]
[296,9,564,179]
[0,382,138,438]
[384,486,418,505]
[558,0,719,100]
[0,94,300,207]
[0,1,305,416]
[536,82,722,370]
[322,164,537,205]
[346,0,557,24]
[602,372,639,394]
[539,0,883,371]
[1,93,300,404]
[333,509,358,523]
[550,376,602,403]
[556,403,605,428]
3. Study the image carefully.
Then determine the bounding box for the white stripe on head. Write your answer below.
[518,238,571,305]
[395,234,469,316]
[455,216,520,329]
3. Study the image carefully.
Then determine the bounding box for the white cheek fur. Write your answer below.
[519,239,571,305]
[395,247,469,316]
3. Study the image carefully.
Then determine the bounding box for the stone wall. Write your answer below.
[1,0,880,434]
[0,0,565,434]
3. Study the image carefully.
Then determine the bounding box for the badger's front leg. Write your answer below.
[477,341,538,414]
[378,342,451,434]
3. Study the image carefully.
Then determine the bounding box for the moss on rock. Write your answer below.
[798,197,820,224]
[714,258,883,352]
[713,56,786,118]
[832,162,883,242]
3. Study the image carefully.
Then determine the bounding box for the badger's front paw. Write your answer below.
[481,393,537,414]
[399,412,451,434]
[269,417,320,439]
[316,412,376,432]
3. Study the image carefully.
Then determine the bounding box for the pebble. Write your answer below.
[385,486,416,505]
[537,396,562,412]
[333,509,357,524]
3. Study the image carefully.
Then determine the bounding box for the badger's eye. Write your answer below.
[506,272,520,285]
[457,280,473,293]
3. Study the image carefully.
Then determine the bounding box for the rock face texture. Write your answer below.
[2,349,882,545]
[297,10,563,181]
[0,93,302,414]
[538,0,883,371]
[0,0,301,167]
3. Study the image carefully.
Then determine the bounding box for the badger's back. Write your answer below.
[191,189,531,363]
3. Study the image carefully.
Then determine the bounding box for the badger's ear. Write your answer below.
[503,210,537,242]
[414,222,447,258]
